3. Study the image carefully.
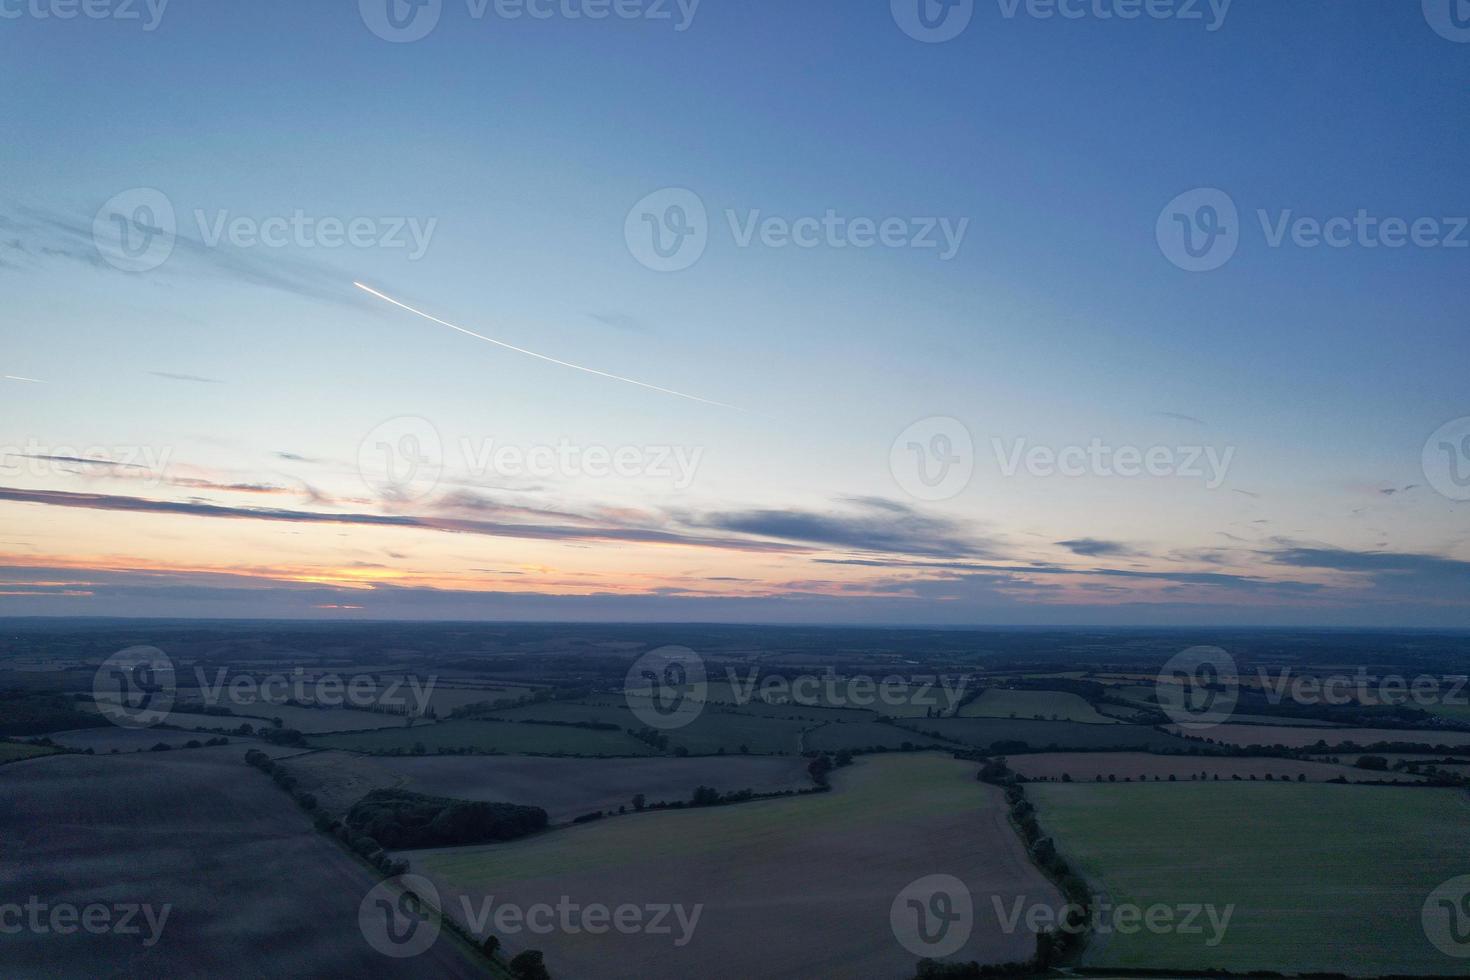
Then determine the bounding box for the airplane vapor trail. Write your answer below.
[3,376,44,383]
[353,282,744,412]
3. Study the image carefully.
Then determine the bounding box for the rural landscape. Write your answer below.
[6,0,1469,977]
[3,621,1470,978]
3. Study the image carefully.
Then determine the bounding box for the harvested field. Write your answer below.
[1030,782,1470,976]
[958,689,1119,724]
[897,717,1190,752]
[1169,723,1470,749]
[312,717,657,756]
[1007,751,1425,784]
[803,719,965,752]
[0,748,488,979]
[489,700,808,755]
[281,751,816,822]
[412,754,1061,980]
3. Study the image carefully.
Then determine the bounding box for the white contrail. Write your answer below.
[354,282,744,412]
[2,376,44,383]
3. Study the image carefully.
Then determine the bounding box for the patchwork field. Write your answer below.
[0,748,487,978]
[803,719,965,752]
[958,689,1119,724]
[489,700,809,755]
[1007,751,1425,784]
[1171,723,1470,749]
[410,753,1061,980]
[0,740,61,765]
[281,751,816,822]
[898,717,1191,752]
[312,717,657,756]
[1030,782,1470,975]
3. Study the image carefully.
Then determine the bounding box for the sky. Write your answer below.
[0,0,1468,625]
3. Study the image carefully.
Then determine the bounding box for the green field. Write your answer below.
[1030,782,1470,975]
[310,718,657,757]
[0,741,61,765]
[895,716,1189,752]
[488,699,808,755]
[803,719,964,752]
[958,689,1119,724]
[411,754,1060,980]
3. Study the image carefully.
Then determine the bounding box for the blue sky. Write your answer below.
[1,0,1467,624]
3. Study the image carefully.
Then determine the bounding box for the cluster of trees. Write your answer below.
[806,749,854,787]
[345,788,548,849]
[242,749,409,877]
[517,719,620,731]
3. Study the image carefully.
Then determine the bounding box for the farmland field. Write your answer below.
[411,753,1061,980]
[897,716,1191,752]
[281,750,816,822]
[1007,751,1425,784]
[0,740,61,765]
[0,748,487,978]
[1030,782,1470,975]
[803,719,965,752]
[488,699,809,755]
[311,717,657,756]
[1170,723,1470,749]
[958,689,1119,724]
